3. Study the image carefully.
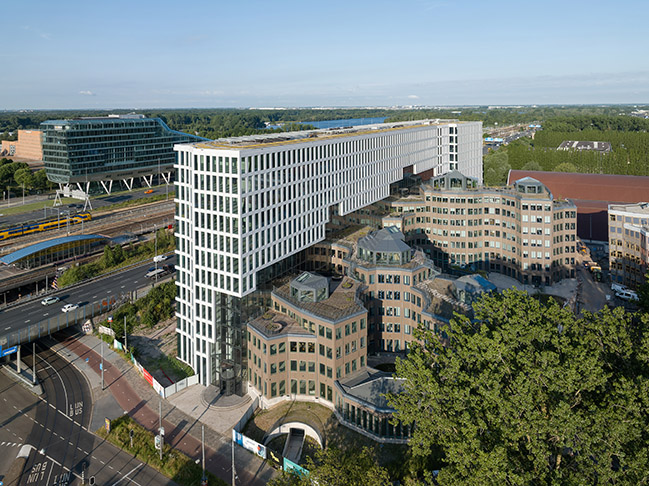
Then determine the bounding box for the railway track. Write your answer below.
[0,201,174,255]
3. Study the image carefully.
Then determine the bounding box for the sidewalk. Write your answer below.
[49,331,276,486]
[486,272,578,301]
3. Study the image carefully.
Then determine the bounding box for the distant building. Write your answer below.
[507,170,649,242]
[41,114,204,193]
[608,202,649,289]
[557,140,612,153]
[1,130,43,160]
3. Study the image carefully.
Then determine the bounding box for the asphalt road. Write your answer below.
[1,185,172,228]
[0,364,41,479]
[0,339,175,486]
[0,254,176,344]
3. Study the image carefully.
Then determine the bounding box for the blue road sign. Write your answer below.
[1,346,18,357]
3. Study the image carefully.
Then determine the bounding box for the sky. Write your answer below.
[3,0,649,109]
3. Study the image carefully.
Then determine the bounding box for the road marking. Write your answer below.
[24,320,30,323]
[109,463,144,486]
[43,313,49,316]
[92,295,97,299]
[5,327,10,330]
[38,356,69,420]
[121,285,125,289]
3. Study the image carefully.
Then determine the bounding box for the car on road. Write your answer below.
[153,254,167,263]
[145,189,154,194]
[41,296,60,306]
[61,303,79,313]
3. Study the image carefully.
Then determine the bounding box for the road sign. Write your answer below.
[155,435,161,450]
[159,426,165,436]
[1,346,18,357]
[105,418,111,432]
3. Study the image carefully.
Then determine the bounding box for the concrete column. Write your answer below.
[16,346,21,373]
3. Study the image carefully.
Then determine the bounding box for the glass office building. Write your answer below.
[41,114,204,185]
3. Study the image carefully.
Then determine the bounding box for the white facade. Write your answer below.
[173,119,482,387]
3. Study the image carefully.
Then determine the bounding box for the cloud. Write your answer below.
[79,90,95,96]
[23,25,51,40]
[407,94,419,99]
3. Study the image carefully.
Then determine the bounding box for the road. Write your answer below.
[0,340,175,486]
[0,254,176,344]
[1,185,172,228]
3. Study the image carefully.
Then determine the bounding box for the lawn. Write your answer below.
[0,197,75,217]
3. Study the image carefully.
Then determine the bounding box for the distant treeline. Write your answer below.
[1,106,646,140]
[484,115,649,185]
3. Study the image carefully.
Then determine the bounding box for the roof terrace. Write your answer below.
[273,275,366,322]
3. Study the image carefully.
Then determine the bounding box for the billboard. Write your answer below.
[232,430,267,459]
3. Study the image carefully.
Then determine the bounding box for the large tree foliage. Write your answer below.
[268,447,391,486]
[389,290,649,485]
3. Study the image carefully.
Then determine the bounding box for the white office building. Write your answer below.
[173,119,482,392]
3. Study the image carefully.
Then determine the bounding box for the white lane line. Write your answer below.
[109,463,144,486]
[24,320,30,323]
[37,355,69,419]
[5,326,11,330]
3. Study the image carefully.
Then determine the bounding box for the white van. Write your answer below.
[611,283,628,293]
[615,289,638,301]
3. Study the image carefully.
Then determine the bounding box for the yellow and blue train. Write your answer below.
[0,212,92,241]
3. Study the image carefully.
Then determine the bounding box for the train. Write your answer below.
[0,212,92,241]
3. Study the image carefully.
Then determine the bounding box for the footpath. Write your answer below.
[47,329,276,486]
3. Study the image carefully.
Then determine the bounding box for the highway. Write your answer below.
[0,340,175,486]
[0,254,176,343]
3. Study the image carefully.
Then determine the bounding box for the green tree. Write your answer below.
[268,447,391,486]
[521,160,542,171]
[0,161,28,186]
[13,167,36,189]
[483,150,511,186]
[34,169,51,191]
[102,245,116,268]
[389,290,649,485]
[554,162,578,172]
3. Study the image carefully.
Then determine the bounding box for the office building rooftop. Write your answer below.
[192,119,467,150]
[273,275,365,322]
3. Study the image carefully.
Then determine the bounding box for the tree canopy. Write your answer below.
[268,447,391,486]
[389,290,649,485]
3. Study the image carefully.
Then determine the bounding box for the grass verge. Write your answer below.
[97,192,175,213]
[97,415,228,486]
[0,197,75,217]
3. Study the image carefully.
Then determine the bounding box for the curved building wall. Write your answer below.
[41,115,203,184]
